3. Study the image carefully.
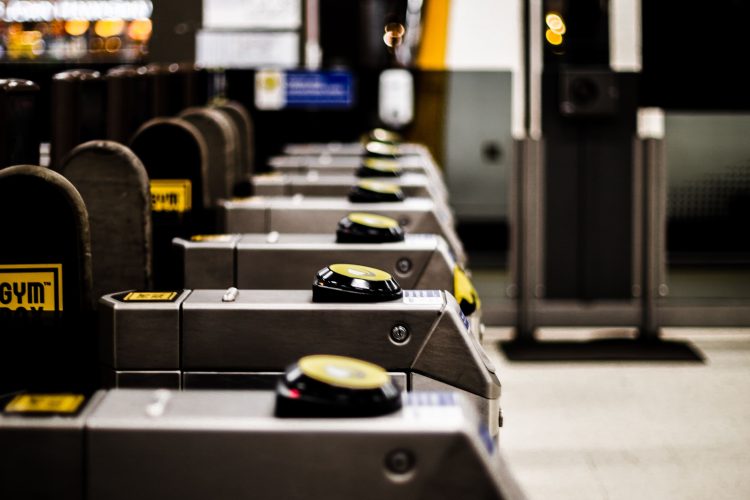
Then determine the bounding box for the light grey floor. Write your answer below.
[483,328,750,500]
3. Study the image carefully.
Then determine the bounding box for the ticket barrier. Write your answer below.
[274,134,447,195]
[0,78,40,168]
[61,141,152,300]
[173,212,481,336]
[99,264,500,434]
[270,152,448,200]
[106,66,152,144]
[218,191,465,264]
[212,99,255,194]
[50,69,106,170]
[253,171,448,205]
[130,118,210,287]
[145,63,208,118]
[179,107,240,204]
[0,166,94,393]
[0,358,523,499]
[282,128,423,156]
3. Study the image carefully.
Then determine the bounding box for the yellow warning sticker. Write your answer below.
[299,355,389,390]
[0,264,63,312]
[123,291,178,301]
[150,179,192,212]
[329,263,392,281]
[4,394,84,414]
[190,234,234,242]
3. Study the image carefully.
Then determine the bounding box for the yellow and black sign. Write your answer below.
[0,264,63,312]
[123,291,178,302]
[329,263,393,282]
[4,394,84,414]
[298,355,389,390]
[454,265,480,315]
[348,212,400,229]
[150,179,192,212]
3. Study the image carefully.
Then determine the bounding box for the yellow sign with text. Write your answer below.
[150,179,192,212]
[4,394,84,414]
[123,291,178,302]
[0,264,63,312]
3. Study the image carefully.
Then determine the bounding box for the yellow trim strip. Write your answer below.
[416,0,451,70]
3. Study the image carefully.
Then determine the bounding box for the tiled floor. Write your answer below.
[483,328,750,499]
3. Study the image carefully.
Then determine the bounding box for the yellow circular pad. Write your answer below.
[299,355,389,389]
[348,212,400,229]
[362,158,400,171]
[357,180,402,194]
[365,141,399,156]
[329,263,392,281]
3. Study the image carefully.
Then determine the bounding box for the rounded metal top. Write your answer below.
[0,78,39,92]
[53,69,102,81]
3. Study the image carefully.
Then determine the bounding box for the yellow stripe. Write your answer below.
[416,0,451,70]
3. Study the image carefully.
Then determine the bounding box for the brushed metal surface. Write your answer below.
[84,389,516,500]
[218,196,465,264]
[99,291,191,370]
[0,391,105,500]
[182,371,408,392]
[114,371,182,389]
[181,290,442,371]
[174,235,240,289]
[254,171,446,204]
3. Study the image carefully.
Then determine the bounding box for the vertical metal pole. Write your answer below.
[528,0,543,139]
[517,137,544,340]
[643,138,667,338]
[631,138,644,301]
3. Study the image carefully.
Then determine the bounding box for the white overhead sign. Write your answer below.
[203,0,301,30]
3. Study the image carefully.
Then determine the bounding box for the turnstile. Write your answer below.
[0,387,522,500]
[99,287,500,433]
[218,196,465,264]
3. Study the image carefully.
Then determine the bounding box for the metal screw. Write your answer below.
[396,258,412,274]
[385,449,415,475]
[398,216,410,227]
[390,325,409,344]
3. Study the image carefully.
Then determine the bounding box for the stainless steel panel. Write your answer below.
[114,371,182,389]
[219,196,466,264]
[85,389,516,500]
[254,171,444,203]
[269,148,448,196]
[235,234,441,290]
[283,142,424,156]
[180,289,443,371]
[98,291,191,370]
[0,391,105,500]
[174,235,241,289]
[183,371,408,392]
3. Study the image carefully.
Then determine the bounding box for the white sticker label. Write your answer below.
[255,69,287,110]
[402,290,443,305]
